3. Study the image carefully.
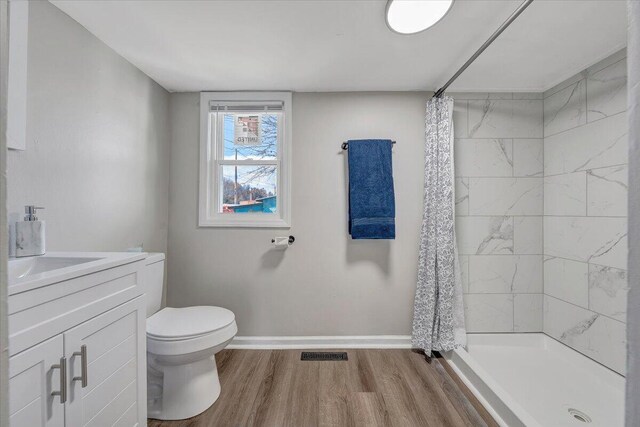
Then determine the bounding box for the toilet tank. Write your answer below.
[142,253,165,318]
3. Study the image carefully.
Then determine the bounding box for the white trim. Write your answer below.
[227,335,412,350]
[198,91,292,228]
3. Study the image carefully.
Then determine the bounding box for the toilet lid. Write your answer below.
[147,306,235,340]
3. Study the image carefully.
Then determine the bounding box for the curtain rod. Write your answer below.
[433,0,535,98]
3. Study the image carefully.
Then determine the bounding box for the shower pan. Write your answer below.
[445,334,624,426]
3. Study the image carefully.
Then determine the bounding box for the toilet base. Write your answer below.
[148,354,221,420]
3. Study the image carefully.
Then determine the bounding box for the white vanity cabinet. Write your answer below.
[8,253,148,427]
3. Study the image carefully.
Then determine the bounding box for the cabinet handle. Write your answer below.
[51,357,67,403]
[72,345,88,388]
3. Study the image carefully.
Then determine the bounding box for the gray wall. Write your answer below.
[542,50,628,374]
[168,92,427,336]
[7,1,171,253]
[451,92,544,333]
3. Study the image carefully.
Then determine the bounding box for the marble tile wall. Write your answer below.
[451,92,544,334]
[542,49,628,374]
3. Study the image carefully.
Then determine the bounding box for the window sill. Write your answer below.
[198,217,291,228]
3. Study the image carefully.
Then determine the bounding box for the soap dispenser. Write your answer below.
[15,205,46,257]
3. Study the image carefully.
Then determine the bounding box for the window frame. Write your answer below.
[199,92,292,228]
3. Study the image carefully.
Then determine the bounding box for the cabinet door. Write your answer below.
[9,335,65,427]
[64,297,146,427]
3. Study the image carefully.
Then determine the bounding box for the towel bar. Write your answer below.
[342,141,396,150]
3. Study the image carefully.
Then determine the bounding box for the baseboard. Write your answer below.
[227,335,412,350]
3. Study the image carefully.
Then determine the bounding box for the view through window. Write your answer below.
[221,113,278,214]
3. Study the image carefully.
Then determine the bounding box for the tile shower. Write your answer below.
[453,92,544,334]
[452,49,628,375]
[543,50,628,374]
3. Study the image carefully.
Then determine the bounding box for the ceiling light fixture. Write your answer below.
[385,0,454,35]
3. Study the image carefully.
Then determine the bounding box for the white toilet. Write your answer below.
[142,253,237,420]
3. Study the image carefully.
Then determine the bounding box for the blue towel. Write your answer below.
[348,139,395,239]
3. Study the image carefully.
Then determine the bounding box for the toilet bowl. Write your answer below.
[142,254,237,420]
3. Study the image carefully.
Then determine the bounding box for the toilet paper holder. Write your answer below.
[271,235,295,245]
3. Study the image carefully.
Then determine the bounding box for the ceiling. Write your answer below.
[50,0,627,93]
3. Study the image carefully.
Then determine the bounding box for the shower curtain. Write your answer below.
[411,96,466,355]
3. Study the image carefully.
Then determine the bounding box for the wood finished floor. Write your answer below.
[148,349,498,427]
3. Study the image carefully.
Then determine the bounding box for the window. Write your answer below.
[199,92,291,227]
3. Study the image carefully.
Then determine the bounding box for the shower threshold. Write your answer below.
[443,333,624,427]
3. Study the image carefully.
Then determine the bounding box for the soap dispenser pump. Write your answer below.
[15,205,46,257]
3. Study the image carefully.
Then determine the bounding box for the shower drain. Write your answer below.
[568,408,592,423]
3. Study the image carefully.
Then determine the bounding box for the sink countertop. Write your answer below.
[8,251,148,295]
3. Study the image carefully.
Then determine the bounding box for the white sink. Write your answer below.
[9,256,102,281]
[8,252,147,294]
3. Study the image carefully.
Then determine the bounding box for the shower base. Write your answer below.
[443,333,624,427]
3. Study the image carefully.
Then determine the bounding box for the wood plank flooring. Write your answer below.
[148,349,497,427]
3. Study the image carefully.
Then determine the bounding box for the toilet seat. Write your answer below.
[147,306,235,340]
[147,306,237,356]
